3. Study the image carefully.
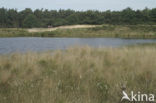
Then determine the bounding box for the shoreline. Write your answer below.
[0,25,156,39]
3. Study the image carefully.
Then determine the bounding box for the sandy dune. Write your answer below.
[27,25,98,32]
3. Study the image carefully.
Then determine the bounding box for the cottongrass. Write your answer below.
[0,46,156,103]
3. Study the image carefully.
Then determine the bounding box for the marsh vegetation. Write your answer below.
[0,46,156,103]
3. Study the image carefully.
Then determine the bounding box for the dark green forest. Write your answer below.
[0,7,156,28]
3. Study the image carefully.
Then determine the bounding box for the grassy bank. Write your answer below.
[0,46,156,103]
[0,25,156,38]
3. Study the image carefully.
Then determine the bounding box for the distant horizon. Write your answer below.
[0,7,156,12]
[1,0,156,11]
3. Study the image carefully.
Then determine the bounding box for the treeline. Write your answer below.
[0,7,156,28]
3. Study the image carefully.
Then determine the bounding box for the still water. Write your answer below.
[0,37,156,54]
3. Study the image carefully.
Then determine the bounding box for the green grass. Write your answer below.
[127,43,156,48]
[0,25,156,38]
[0,46,156,103]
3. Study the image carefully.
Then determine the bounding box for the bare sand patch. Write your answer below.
[27,25,99,32]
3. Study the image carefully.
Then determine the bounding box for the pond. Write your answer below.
[0,37,156,54]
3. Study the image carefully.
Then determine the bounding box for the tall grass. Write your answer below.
[0,46,156,103]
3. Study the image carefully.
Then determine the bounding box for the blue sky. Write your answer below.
[0,0,156,11]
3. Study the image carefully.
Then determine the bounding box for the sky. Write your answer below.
[0,0,156,11]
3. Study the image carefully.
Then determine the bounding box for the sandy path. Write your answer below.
[27,25,98,32]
